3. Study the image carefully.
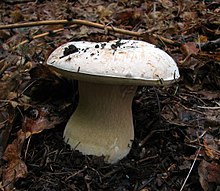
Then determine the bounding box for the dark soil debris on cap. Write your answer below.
[111,43,117,50]
[111,40,127,50]
[101,43,106,49]
[115,39,126,47]
[83,47,89,53]
[60,45,79,59]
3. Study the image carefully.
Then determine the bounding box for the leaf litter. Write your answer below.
[0,0,219,190]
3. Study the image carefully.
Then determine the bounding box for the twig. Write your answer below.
[179,146,201,191]
[65,166,87,181]
[139,128,172,147]
[136,154,159,164]
[197,106,220,110]
[24,135,31,160]
[0,19,177,46]
[188,130,207,143]
[0,19,141,36]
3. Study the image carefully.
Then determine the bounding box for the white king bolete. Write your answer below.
[47,39,180,163]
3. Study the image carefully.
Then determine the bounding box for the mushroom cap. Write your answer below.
[47,39,180,86]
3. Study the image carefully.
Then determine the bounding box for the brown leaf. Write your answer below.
[3,130,26,161]
[2,130,27,190]
[179,42,200,65]
[180,42,199,57]
[198,160,220,191]
[2,159,27,191]
[22,106,63,135]
[112,8,145,26]
[0,111,11,160]
[203,134,219,160]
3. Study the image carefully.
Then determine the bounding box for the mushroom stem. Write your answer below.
[64,81,137,163]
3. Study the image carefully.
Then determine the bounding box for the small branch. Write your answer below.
[180,146,201,191]
[0,19,177,46]
[197,105,220,110]
[139,128,171,147]
[0,19,141,37]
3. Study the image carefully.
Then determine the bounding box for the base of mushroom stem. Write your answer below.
[64,135,132,164]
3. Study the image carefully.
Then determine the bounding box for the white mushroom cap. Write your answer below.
[47,39,180,85]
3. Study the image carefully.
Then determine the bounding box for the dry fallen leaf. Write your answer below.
[0,111,10,158]
[2,159,27,191]
[2,130,28,191]
[203,134,219,160]
[181,42,199,57]
[180,42,200,64]
[198,160,220,191]
[22,106,63,135]
[112,7,145,26]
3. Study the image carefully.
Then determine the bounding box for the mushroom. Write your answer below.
[47,39,180,163]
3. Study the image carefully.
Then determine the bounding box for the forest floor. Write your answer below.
[0,0,220,190]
